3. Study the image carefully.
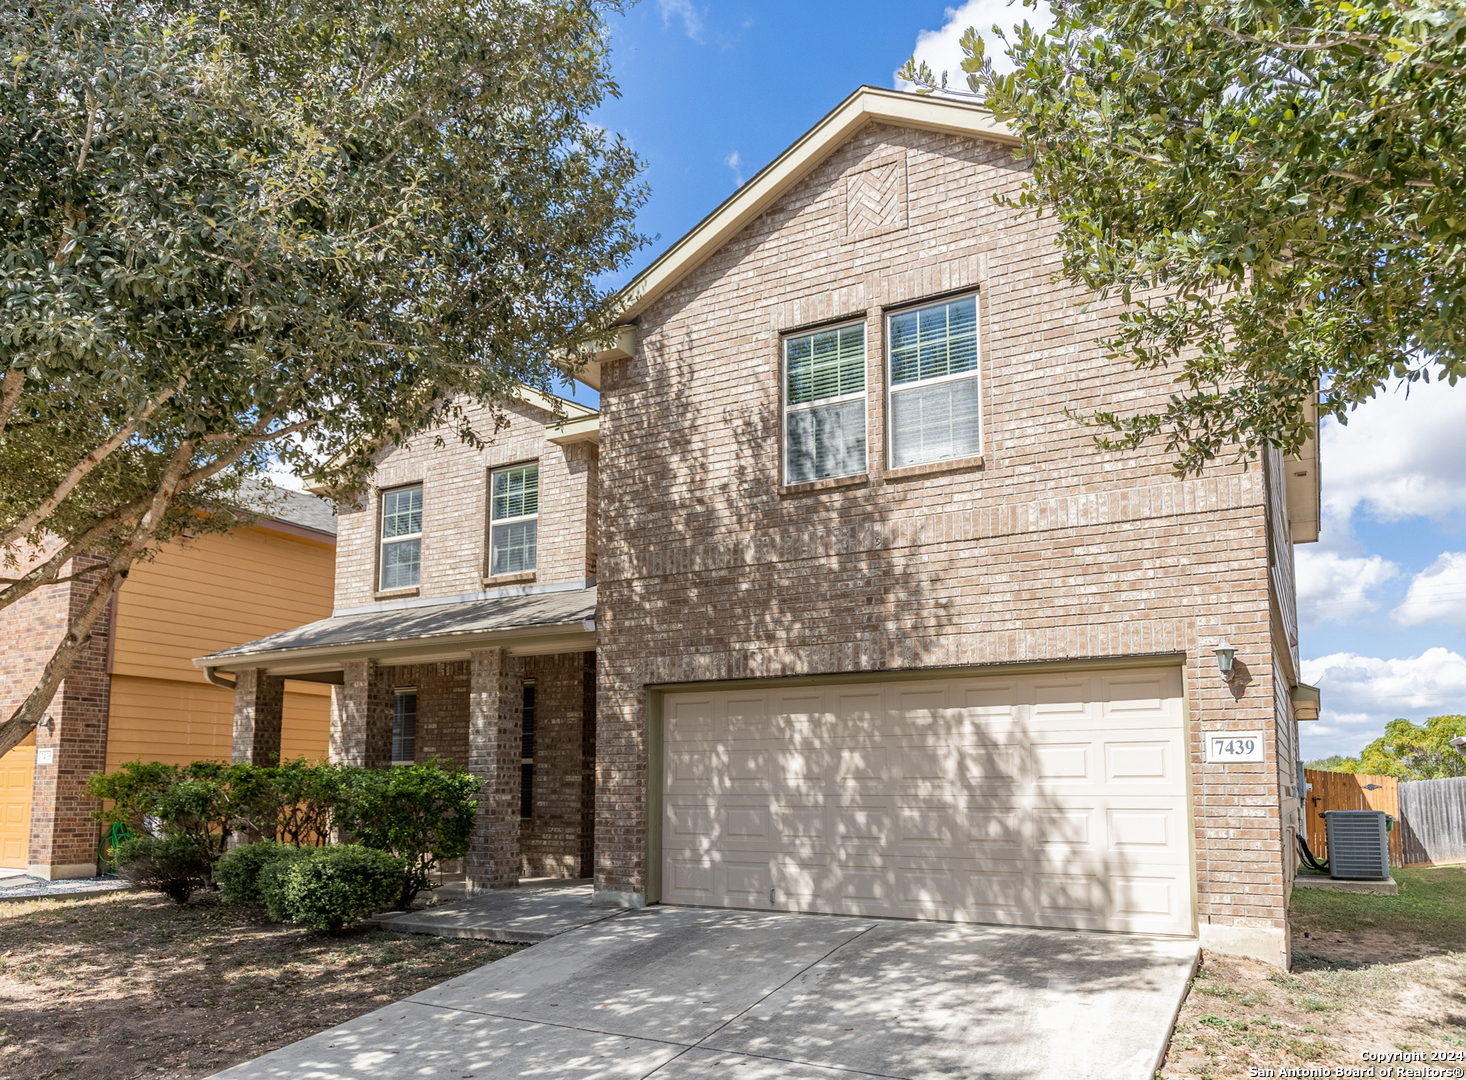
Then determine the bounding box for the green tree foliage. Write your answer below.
[1358,715,1466,780]
[0,0,646,755]
[1305,716,1466,779]
[901,1,1466,473]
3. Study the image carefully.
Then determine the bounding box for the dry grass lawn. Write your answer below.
[0,889,519,1080]
[1162,865,1466,1079]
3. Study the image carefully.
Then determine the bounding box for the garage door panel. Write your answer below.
[661,669,1192,936]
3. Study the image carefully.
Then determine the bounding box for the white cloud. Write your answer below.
[656,0,704,43]
[1294,550,1399,627]
[724,150,744,187]
[1299,648,1466,757]
[1392,551,1466,631]
[1321,378,1466,530]
[898,0,1054,92]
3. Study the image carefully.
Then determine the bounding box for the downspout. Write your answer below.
[203,667,236,690]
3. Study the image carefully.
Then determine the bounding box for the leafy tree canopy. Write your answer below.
[0,0,646,755]
[901,0,1466,473]
[1306,715,1466,780]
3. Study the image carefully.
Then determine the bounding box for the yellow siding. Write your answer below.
[108,524,335,767]
[113,527,335,681]
[0,731,36,868]
[105,676,331,768]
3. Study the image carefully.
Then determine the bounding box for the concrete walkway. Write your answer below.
[213,905,1198,1080]
[381,880,616,942]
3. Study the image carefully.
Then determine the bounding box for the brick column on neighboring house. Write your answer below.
[231,669,284,765]
[329,659,392,768]
[465,647,522,890]
[28,556,114,881]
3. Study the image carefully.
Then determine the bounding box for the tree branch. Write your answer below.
[0,369,23,435]
[0,382,182,550]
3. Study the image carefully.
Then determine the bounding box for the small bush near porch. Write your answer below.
[0,889,519,1080]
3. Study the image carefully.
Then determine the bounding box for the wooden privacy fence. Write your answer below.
[1304,769,1466,867]
[1302,770,1403,866]
[1397,776,1466,866]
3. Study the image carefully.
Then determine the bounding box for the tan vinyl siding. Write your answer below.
[105,676,330,768]
[112,528,335,681]
[109,524,335,766]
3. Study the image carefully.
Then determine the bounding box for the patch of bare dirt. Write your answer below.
[1161,947,1466,1079]
[0,889,519,1080]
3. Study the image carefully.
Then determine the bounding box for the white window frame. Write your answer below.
[489,462,539,576]
[884,291,983,469]
[391,686,417,766]
[379,484,423,591]
[781,319,868,486]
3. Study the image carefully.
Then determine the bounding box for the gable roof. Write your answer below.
[571,87,1018,388]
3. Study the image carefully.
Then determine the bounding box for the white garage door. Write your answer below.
[661,667,1193,936]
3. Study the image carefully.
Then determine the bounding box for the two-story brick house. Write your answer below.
[199,389,601,882]
[202,87,1319,966]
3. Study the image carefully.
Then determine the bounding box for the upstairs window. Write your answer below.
[888,295,981,467]
[380,485,423,590]
[491,463,539,575]
[784,322,867,484]
[392,688,417,765]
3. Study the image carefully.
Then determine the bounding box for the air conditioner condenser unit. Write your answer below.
[1322,810,1393,880]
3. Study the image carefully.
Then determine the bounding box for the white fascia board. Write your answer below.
[546,415,600,446]
[512,384,598,420]
[608,87,1019,329]
[1285,396,1321,544]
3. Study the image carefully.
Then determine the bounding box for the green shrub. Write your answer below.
[215,840,292,905]
[257,845,319,921]
[115,835,214,903]
[266,845,406,933]
[334,761,482,909]
[88,760,262,866]
[266,759,347,846]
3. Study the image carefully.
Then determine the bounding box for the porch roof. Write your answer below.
[194,586,597,677]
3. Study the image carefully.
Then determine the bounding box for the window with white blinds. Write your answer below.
[887,295,980,468]
[490,463,539,575]
[784,322,867,484]
[380,485,423,590]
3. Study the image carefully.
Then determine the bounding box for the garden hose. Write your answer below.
[98,822,133,876]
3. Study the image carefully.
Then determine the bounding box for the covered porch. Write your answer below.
[195,586,597,889]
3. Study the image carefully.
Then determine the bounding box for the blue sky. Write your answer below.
[571,1,1466,761]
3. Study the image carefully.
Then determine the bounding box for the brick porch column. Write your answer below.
[329,659,392,768]
[231,669,284,765]
[466,647,522,890]
[28,560,113,880]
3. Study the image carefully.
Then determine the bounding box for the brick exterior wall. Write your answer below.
[333,399,597,610]
[519,651,595,878]
[594,120,1297,953]
[231,668,284,765]
[4,553,116,877]
[465,647,522,888]
[329,660,393,768]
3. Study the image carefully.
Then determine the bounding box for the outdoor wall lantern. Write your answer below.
[1213,640,1237,680]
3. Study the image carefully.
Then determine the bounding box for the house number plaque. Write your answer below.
[1205,731,1265,763]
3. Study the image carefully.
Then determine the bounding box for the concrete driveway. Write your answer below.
[213,907,1197,1080]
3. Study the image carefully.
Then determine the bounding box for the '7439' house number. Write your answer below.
[1205,732,1265,763]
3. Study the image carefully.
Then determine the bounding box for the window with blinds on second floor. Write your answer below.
[888,294,981,467]
[490,463,539,575]
[784,322,867,485]
[380,485,423,590]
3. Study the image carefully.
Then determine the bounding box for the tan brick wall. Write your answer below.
[519,651,595,878]
[334,399,596,609]
[595,121,1292,938]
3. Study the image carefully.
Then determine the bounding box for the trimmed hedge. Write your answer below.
[264,845,406,933]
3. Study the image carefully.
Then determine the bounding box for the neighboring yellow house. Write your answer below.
[0,484,336,875]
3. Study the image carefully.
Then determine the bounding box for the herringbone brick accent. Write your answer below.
[841,150,908,242]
